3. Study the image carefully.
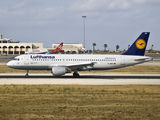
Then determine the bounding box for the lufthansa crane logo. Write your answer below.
[136,39,146,49]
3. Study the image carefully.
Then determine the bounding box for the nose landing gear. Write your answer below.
[25,70,29,77]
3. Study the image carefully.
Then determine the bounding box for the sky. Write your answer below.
[0,0,160,51]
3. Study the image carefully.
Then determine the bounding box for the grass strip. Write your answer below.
[0,85,160,119]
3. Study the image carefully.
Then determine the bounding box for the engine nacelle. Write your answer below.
[52,67,66,76]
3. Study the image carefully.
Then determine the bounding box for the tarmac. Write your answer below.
[0,73,160,85]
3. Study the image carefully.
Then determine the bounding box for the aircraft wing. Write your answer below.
[65,62,96,70]
[49,62,96,70]
[66,62,95,66]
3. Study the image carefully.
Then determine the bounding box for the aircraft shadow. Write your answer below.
[0,75,160,79]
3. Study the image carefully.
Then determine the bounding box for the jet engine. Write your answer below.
[52,67,66,76]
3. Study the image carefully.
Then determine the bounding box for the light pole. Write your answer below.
[82,16,86,49]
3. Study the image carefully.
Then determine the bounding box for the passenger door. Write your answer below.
[24,55,29,65]
[121,57,125,65]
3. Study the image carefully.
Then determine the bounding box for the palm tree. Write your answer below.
[92,43,96,53]
[151,45,154,49]
[104,44,107,51]
[151,45,154,53]
[116,45,119,53]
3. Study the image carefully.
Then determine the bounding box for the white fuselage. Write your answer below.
[7,54,152,71]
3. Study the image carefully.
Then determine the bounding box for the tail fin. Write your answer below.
[56,42,63,50]
[47,42,64,54]
[122,32,150,56]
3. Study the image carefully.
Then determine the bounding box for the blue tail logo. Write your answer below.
[122,32,150,56]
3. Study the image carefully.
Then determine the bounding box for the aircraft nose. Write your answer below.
[7,61,14,68]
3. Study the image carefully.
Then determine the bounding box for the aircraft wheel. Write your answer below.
[73,72,80,78]
[25,70,29,77]
[25,74,29,77]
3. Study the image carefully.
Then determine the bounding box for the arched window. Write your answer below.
[20,46,25,54]
[3,46,7,54]
[3,46,7,50]
[20,46,25,49]
[72,51,77,54]
[14,46,19,54]
[8,46,13,54]
[14,46,19,48]
[66,51,70,54]
[3,46,7,48]
[3,40,7,43]
[26,46,31,51]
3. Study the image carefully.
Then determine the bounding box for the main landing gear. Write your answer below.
[25,70,29,77]
[73,72,80,78]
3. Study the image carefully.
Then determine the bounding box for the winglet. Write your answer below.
[122,32,150,56]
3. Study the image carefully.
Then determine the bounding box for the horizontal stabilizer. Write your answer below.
[134,57,153,62]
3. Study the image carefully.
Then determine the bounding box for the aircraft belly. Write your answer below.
[30,63,50,70]
[32,66,49,70]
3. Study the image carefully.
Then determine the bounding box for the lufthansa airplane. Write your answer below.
[7,32,152,77]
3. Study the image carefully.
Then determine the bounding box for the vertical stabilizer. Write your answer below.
[57,42,63,50]
[122,32,150,56]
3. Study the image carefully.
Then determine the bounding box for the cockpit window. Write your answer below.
[13,58,20,61]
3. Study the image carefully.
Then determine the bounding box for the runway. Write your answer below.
[0,73,160,85]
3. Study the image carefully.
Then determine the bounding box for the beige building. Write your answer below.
[0,34,43,55]
[0,34,85,55]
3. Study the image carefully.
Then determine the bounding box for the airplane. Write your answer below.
[25,42,64,54]
[7,32,152,77]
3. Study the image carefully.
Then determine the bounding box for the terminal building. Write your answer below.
[0,34,43,55]
[0,34,85,55]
